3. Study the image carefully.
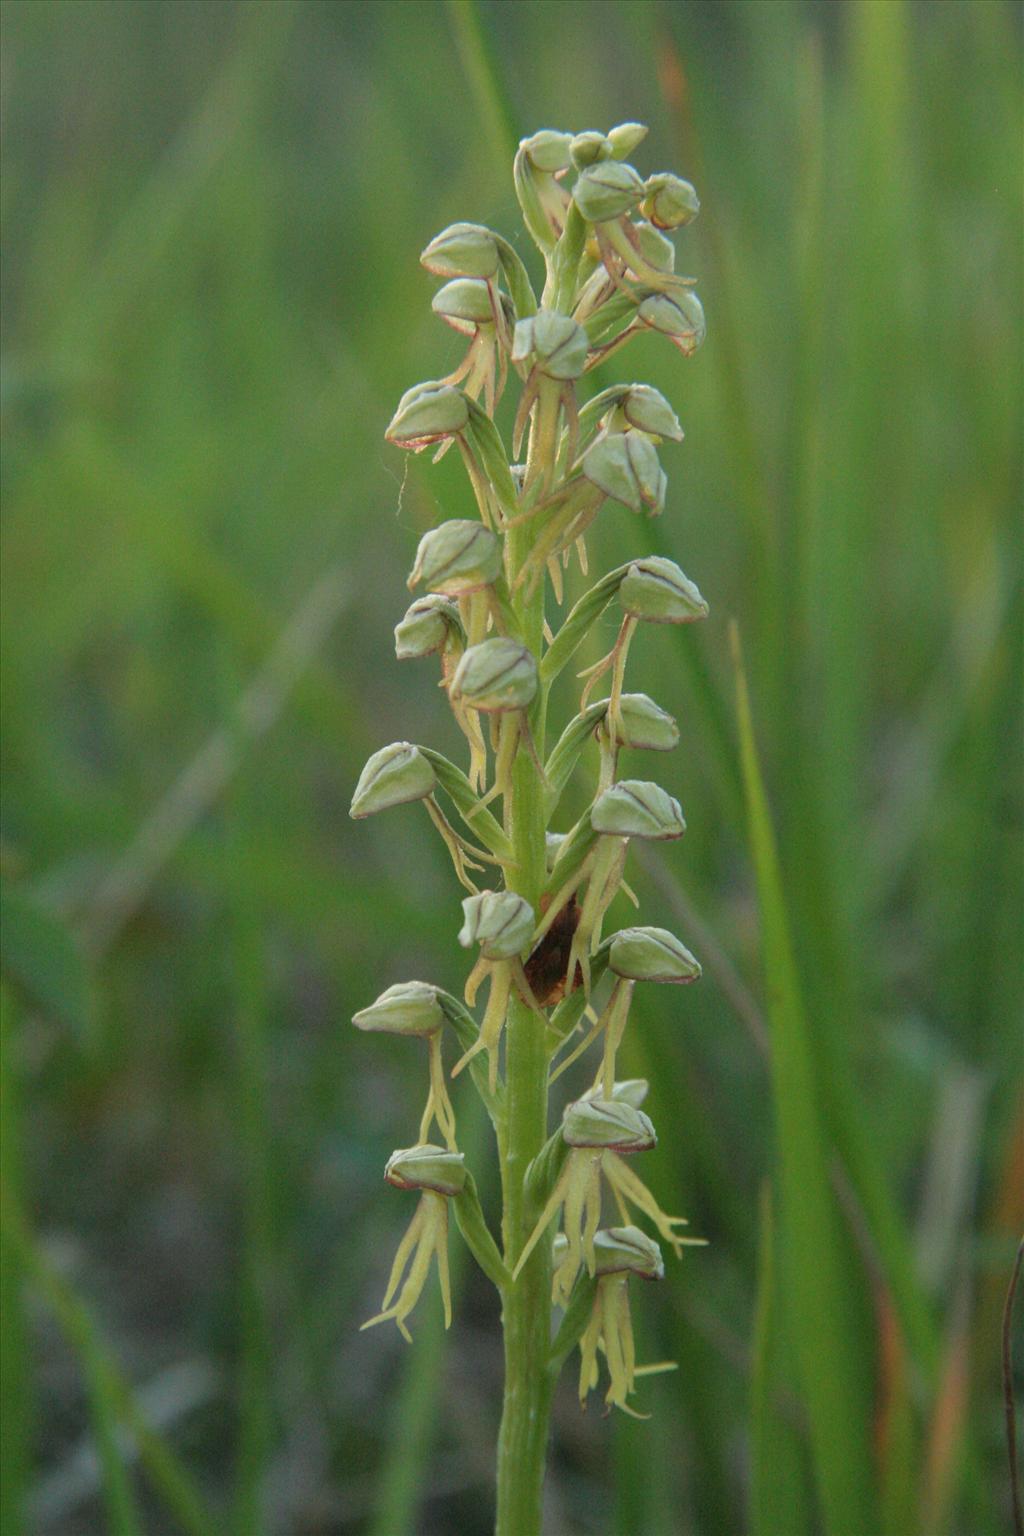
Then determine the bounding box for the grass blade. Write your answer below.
[0,988,32,1536]
[445,0,519,168]
[732,622,876,1534]
[0,1193,210,1536]
[750,1181,812,1536]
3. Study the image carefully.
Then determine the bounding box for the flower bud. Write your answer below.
[570,130,612,168]
[431,277,501,334]
[618,384,683,441]
[459,890,535,960]
[511,311,589,381]
[607,122,649,160]
[619,555,708,623]
[394,594,463,660]
[545,831,565,870]
[609,926,701,984]
[450,638,538,713]
[563,1097,656,1152]
[385,1144,467,1197]
[637,291,706,356]
[350,742,437,818]
[408,520,502,596]
[594,1225,664,1279]
[520,129,573,172]
[615,692,679,752]
[386,381,469,450]
[641,173,700,230]
[582,432,666,516]
[591,779,686,840]
[420,222,501,279]
[353,979,444,1037]
[573,161,644,224]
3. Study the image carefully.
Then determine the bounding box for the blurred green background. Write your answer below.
[2,2,1021,1533]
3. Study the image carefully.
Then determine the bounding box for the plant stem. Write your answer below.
[495,381,558,1536]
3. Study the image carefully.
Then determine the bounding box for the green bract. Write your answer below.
[385,1144,468,1196]
[635,221,676,273]
[619,555,708,623]
[408,520,502,595]
[591,779,686,840]
[394,594,463,660]
[459,891,535,960]
[353,980,445,1037]
[350,742,437,818]
[608,926,701,984]
[563,1097,657,1151]
[450,638,538,712]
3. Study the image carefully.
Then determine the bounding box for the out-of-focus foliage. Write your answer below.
[1,2,1020,1533]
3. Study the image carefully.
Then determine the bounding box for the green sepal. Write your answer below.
[591,779,686,840]
[453,1172,511,1290]
[350,742,437,818]
[607,122,648,160]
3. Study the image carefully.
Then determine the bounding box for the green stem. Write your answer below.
[495,381,559,1536]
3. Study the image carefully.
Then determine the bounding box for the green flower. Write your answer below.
[619,556,708,623]
[408,520,502,596]
[450,638,538,713]
[573,160,645,223]
[350,743,437,818]
[608,926,701,984]
[385,381,470,450]
[591,779,686,840]
[641,172,700,230]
